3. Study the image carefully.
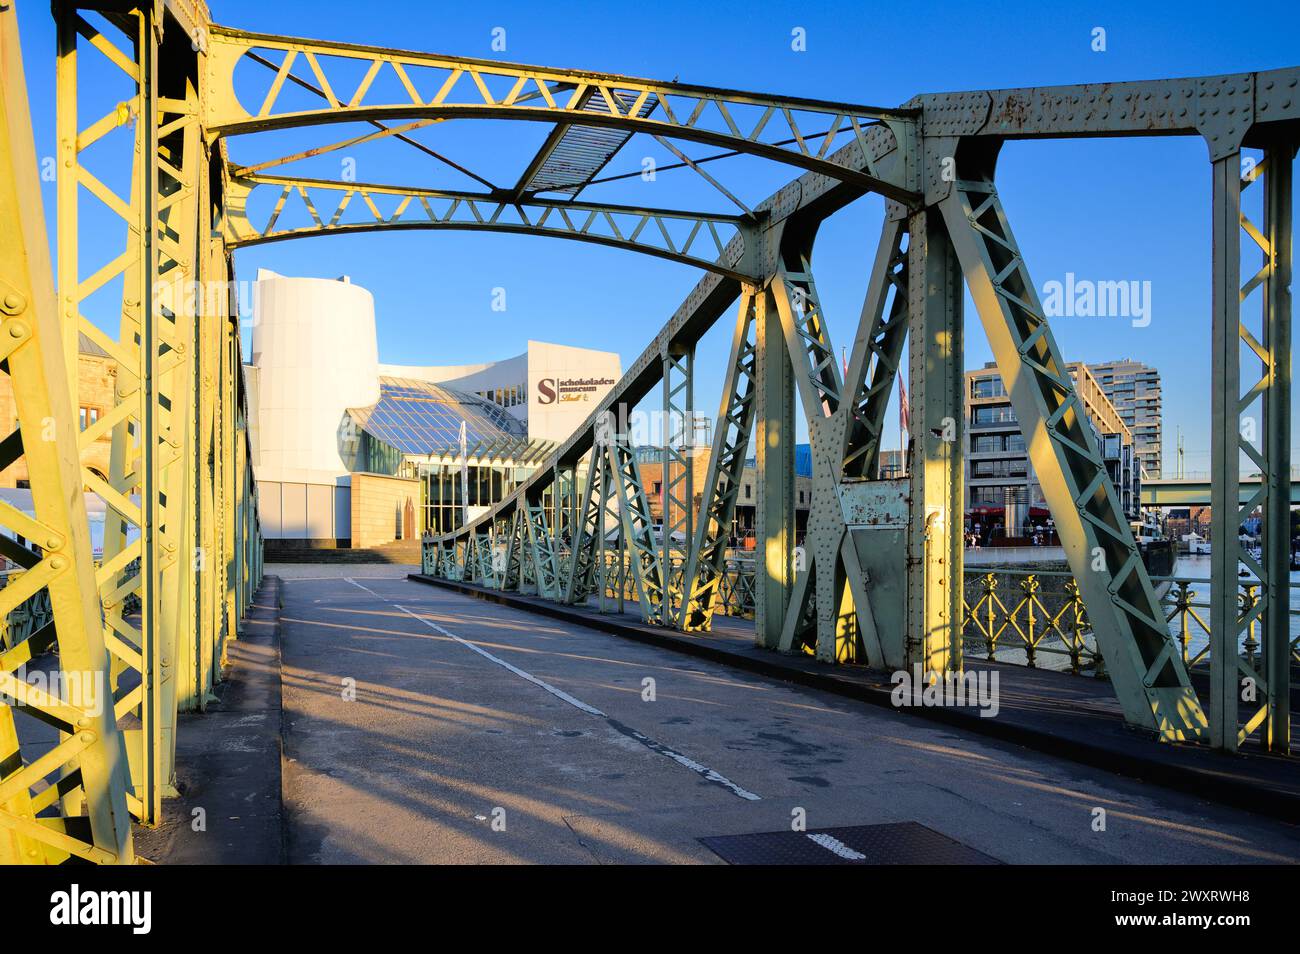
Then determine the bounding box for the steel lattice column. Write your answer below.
[603,421,665,624]
[1210,146,1294,752]
[842,215,910,481]
[0,1,135,864]
[680,291,757,631]
[754,285,795,649]
[942,168,1208,740]
[903,207,964,674]
[661,344,694,619]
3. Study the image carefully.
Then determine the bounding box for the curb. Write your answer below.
[136,574,286,864]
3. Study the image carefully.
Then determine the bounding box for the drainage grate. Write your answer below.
[698,822,1001,865]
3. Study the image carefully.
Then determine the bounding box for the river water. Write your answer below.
[1170,554,1300,660]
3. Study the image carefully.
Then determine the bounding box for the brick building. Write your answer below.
[0,334,116,488]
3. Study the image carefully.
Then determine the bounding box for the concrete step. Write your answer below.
[264,540,421,564]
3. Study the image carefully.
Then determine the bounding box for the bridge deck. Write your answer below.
[410,575,1300,824]
[235,570,1300,864]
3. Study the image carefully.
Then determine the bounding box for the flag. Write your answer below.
[899,378,910,434]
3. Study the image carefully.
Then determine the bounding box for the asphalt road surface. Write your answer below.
[276,571,1300,864]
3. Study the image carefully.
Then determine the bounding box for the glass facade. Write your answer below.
[348,376,526,457]
[1089,361,1162,477]
[972,433,1026,453]
[344,376,543,535]
[476,383,528,409]
[420,462,541,535]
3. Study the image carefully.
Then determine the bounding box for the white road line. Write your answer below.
[344,583,762,801]
[344,577,383,598]
[288,575,408,583]
[393,603,606,717]
[807,832,866,860]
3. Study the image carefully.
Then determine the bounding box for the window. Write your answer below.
[972,460,1027,478]
[971,377,1006,399]
[971,485,1024,506]
[973,435,1001,453]
[973,405,1017,425]
[79,406,100,431]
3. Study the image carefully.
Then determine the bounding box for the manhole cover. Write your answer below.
[699,822,1000,865]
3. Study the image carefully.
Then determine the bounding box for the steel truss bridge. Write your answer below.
[0,0,1295,865]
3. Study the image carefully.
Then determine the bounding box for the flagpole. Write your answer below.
[898,376,908,478]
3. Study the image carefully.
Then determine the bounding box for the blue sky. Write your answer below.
[17,0,1300,470]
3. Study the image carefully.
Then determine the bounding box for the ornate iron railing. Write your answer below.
[961,568,1300,675]
[576,555,1300,677]
[0,568,54,653]
[0,558,141,654]
[597,550,755,619]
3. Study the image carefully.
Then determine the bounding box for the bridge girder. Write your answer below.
[203,25,920,204]
[1142,477,1300,507]
[223,174,760,280]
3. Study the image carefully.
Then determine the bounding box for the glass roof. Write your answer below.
[348,376,526,455]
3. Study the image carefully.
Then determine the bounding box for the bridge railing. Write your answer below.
[544,551,1300,678]
[961,568,1300,677]
[594,550,756,619]
[0,558,144,654]
[0,568,53,654]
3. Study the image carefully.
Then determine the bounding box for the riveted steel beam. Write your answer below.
[909,69,1300,144]
[903,206,963,674]
[1210,145,1294,753]
[202,26,919,203]
[680,291,758,632]
[224,174,758,281]
[753,283,796,650]
[941,168,1208,741]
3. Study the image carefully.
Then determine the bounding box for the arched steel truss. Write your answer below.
[203,25,919,202]
[0,0,1296,867]
[224,174,760,280]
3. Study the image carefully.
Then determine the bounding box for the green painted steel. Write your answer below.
[5,5,1297,871]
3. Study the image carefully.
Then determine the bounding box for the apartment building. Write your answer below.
[965,361,1141,541]
[1087,359,1162,477]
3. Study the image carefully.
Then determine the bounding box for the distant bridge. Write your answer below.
[1142,475,1300,507]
